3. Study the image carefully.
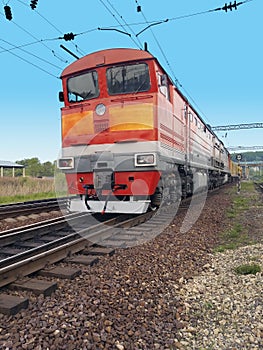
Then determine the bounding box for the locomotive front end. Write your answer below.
[59,148,161,214]
[58,48,161,214]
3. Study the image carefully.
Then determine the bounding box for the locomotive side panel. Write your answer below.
[154,62,186,164]
[187,106,213,169]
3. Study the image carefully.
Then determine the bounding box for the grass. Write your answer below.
[214,181,258,253]
[0,174,68,204]
[239,181,255,192]
[234,263,261,275]
[214,223,252,253]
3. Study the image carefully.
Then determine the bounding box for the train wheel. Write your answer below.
[150,188,163,210]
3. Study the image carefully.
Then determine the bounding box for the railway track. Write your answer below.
[0,197,68,220]
[0,185,227,315]
[0,186,224,289]
[0,209,171,289]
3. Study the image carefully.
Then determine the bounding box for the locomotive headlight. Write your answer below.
[135,153,156,167]
[58,157,74,169]
[95,103,106,116]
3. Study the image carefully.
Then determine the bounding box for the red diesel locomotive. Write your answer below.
[58,47,232,214]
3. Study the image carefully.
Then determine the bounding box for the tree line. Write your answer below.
[16,158,55,177]
[231,151,263,162]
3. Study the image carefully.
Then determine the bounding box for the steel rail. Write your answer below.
[0,197,69,220]
[0,212,89,244]
[0,217,120,270]
[0,213,148,288]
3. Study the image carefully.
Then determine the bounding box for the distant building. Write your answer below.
[0,160,25,177]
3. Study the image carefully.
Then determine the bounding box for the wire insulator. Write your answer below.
[222,1,238,12]
[30,0,38,10]
[63,32,75,41]
[4,5,12,20]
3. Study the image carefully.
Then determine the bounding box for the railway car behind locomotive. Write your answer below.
[58,47,233,214]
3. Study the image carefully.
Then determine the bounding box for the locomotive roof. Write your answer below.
[61,48,154,77]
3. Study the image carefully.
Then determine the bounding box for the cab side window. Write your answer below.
[158,73,170,101]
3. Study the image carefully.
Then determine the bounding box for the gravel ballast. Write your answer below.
[0,185,262,349]
[178,244,263,349]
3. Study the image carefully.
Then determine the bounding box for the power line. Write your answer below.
[133,0,212,123]
[135,1,254,36]
[0,0,84,63]
[104,0,143,48]
[132,0,253,123]
[16,0,61,33]
[134,0,181,84]
[1,0,254,54]
[16,0,86,57]
[0,38,63,69]
[0,0,254,79]
[0,43,59,79]
[0,11,68,63]
[97,0,142,49]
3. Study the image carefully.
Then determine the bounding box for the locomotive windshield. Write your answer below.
[67,71,99,102]
[106,63,150,95]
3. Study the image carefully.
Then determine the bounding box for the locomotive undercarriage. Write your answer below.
[69,165,227,214]
[61,147,229,214]
[151,164,228,210]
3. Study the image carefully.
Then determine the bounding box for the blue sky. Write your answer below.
[1,0,262,162]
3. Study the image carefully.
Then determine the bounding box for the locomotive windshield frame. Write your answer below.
[106,62,150,95]
[67,70,99,103]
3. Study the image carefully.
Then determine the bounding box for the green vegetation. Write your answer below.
[230,151,263,180]
[16,157,55,177]
[0,173,68,204]
[0,158,69,203]
[0,177,55,204]
[203,301,213,310]
[240,181,256,192]
[214,181,259,252]
[2,157,55,178]
[230,151,263,162]
[234,263,261,275]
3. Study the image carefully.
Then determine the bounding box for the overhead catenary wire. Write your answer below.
[0,11,68,63]
[97,0,142,49]
[0,0,254,55]
[16,0,60,33]
[0,42,59,79]
[134,0,182,86]
[103,0,144,48]
[16,0,86,57]
[2,0,11,5]
[132,0,253,122]
[0,0,254,84]
[0,38,63,70]
[0,38,56,54]
[136,0,254,36]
